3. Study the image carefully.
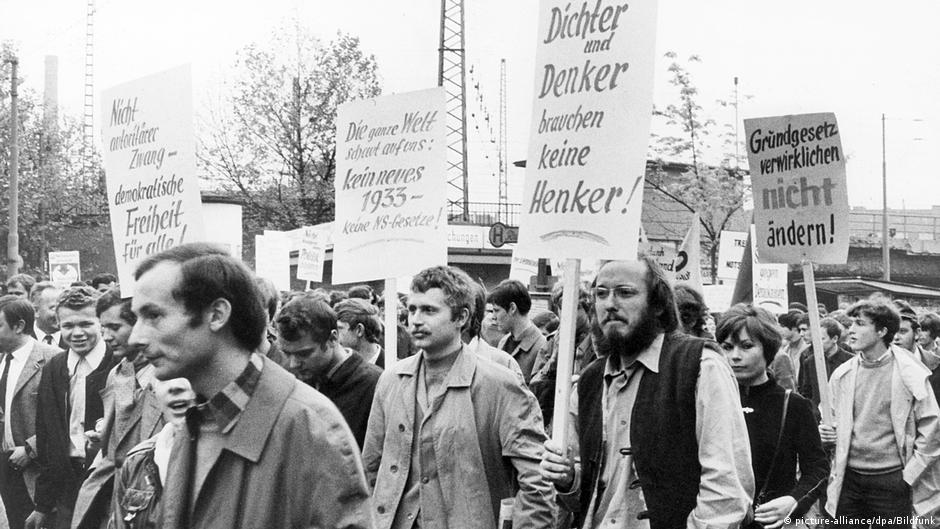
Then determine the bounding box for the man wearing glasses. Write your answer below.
[541,258,753,529]
[276,294,382,448]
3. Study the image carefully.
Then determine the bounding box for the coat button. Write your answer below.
[399,424,406,432]
[390,465,398,473]
[377,506,386,514]
[421,476,429,484]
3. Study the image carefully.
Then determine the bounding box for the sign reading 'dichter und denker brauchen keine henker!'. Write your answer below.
[332,88,447,284]
[514,0,658,261]
[101,65,205,294]
[744,113,849,264]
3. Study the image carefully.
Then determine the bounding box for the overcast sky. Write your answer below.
[2,0,938,209]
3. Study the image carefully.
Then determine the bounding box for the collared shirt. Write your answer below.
[34,326,60,348]
[498,320,547,384]
[188,353,264,436]
[2,339,34,450]
[563,335,754,529]
[67,339,107,458]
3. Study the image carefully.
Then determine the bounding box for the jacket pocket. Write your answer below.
[121,487,156,527]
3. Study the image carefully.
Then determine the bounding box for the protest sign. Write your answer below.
[48,251,80,288]
[518,0,659,446]
[515,0,658,262]
[255,232,291,292]
[101,65,205,294]
[296,226,328,283]
[332,88,448,284]
[744,113,849,264]
[674,215,702,291]
[639,236,677,272]
[717,230,748,280]
[750,226,788,314]
[509,255,540,285]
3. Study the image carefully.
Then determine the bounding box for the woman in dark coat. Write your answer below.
[717,303,830,529]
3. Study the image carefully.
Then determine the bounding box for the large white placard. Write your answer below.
[515,0,658,260]
[744,113,849,264]
[717,230,748,280]
[332,88,448,283]
[255,232,291,292]
[101,65,205,294]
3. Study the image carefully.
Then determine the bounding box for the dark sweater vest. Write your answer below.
[577,332,705,529]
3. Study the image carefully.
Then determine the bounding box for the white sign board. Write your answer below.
[255,232,291,292]
[509,255,540,284]
[744,113,849,264]
[717,230,748,280]
[48,251,80,288]
[296,226,328,283]
[332,88,448,283]
[751,226,789,314]
[515,0,658,261]
[101,65,205,294]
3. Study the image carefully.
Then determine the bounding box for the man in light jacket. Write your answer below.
[363,265,554,529]
[820,299,940,525]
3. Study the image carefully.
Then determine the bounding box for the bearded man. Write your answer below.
[541,258,754,529]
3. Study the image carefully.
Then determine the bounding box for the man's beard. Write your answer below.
[593,307,660,361]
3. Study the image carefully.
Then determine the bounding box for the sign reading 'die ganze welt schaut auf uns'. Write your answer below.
[332,88,447,284]
[515,0,658,260]
[101,65,205,294]
[744,113,849,264]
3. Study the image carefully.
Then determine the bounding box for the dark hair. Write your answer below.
[254,276,280,322]
[789,302,808,312]
[466,281,487,338]
[276,294,336,344]
[410,266,474,323]
[334,298,382,343]
[532,310,559,334]
[487,279,532,315]
[56,285,100,313]
[95,287,136,325]
[548,280,593,317]
[634,256,680,334]
[846,300,900,346]
[328,290,348,308]
[716,303,782,365]
[134,242,266,352]
[892,299,919,331]
[819,317,843,340]
[0,295,36,338]
[347,285,376,304]
[777,309,805,330]
[919,312,940,340]
[90,273,118,290]
[6,273,36,293]
[674,284,709,338]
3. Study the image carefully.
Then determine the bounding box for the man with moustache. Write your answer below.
[541,258,754,529]
[0,296,60,529]
[71,288,164,529]
[27,286,116,529]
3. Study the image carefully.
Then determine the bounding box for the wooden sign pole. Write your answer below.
[551,258,581,446]
[384,277,398,368]
[803,260,832,425]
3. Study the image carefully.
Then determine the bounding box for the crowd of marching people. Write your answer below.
[0,244,938,528]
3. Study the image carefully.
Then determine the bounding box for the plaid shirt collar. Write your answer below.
[188,353,264,436]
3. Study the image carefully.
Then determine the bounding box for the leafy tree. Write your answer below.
[198,23,381,257]
[1,44,108,276]
[647,52,750,282]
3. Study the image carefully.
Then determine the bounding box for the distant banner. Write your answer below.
[48,251,80,289]
[751,225,788,314]
[744,113,849,264]
[717,230,748,280]
[296,226,328,283]
[255,232,291,292]
[332,88,448,283]
[675,215,702,291]
[515,0,659,261]
[101,65,205,294]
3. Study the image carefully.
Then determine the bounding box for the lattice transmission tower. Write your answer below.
[438,0,469,222]
[497,58,508,222]
[82,0,96,181]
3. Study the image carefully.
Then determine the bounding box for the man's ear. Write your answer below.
[455,307,471,330]
[508,302,518,317]
[13,319,26,335]
[355,323,366,338]
[206,298,233,332]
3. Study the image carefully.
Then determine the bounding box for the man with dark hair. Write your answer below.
[541,258,753,529]
[917,312,940,355]
[819,300,940,524]
[27,286,116,529]
[88,274,118,294]
[798,317,853,421]
[771,309,805,391]
[462,281,523,377]
[277,294,381,448]
[71,287,164,529]
[487,279,548,384]
[0,296,59,529]
[125,242,371,528]
[892,300,921,355]
[347,284,378,305]
[364,265,554,529]
[334,298,385,368]
[6,274,36,299]
[30,282,65,350]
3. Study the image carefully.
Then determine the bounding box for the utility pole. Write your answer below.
[882,113,889,281]
[6,55,21,276]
